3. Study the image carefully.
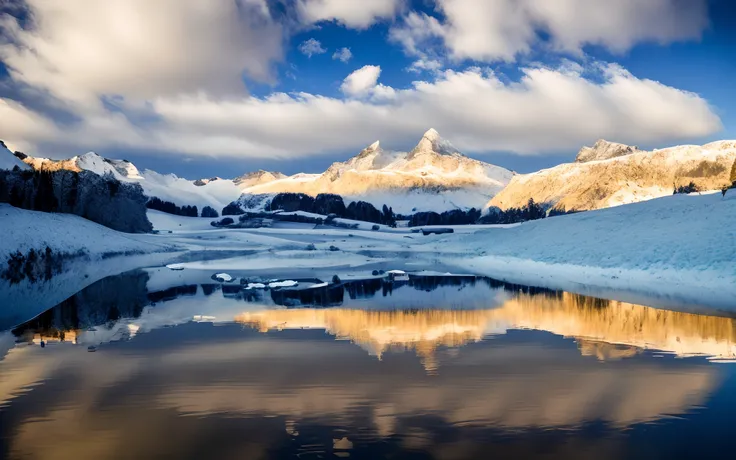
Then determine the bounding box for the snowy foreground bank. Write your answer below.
[440,193,736,309]
[1,193,735,317]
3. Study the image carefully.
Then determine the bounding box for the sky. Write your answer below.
[0,0,735,178]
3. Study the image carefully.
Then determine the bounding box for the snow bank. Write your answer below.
[438,193,736,309]
[268,280,298,288]
[214,273,233,282]
[0,204,172,264]
[244,283,266,290]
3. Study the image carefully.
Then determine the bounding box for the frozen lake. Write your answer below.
[1,269,736,459]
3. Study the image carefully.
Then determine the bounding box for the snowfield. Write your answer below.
[0,204,173,262]
[1,191,735,323]
[441,193,736,309]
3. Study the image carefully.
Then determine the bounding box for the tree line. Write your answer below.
[225,192,398,226]
[224,193,580,227]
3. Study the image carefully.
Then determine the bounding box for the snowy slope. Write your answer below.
[0,141,29,171]
[490,140,736,212]
[240,129,514,213]
[233,170,287,187]
[440,192,736,308]
[575,139,642,163]
[0,204,172,263]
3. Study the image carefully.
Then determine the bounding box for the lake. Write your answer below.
[1,269,736,459]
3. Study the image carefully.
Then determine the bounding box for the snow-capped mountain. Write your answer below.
[17,151,241,211]
[0,140,30,171]
[489,140,736,212]
[233,170,287,188]
[13,130,511,214]
[239,129,514,214]
[575,139,642,163]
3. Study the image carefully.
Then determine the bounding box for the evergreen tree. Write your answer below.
[201,206,219,218]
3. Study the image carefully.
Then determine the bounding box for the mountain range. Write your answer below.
[490,139,736,212]
[2,129,515,215]
[2,132,735,218]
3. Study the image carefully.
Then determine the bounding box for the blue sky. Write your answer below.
[1,0,734,178]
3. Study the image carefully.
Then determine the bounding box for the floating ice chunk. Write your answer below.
[308,282,329,288]
[387,270,406,274]
[166,263,185,270]
[193,315,216,322]
[214,273,233,282]
[268,280,298,288]
[245,283,266,290]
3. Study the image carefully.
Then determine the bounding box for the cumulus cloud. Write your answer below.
[391,0,709,61]
[0,61,721,160]
[296,0,404,29]
[0,0,284,102]
[0,0,721,165]
[332,47,353,63]
[298,38,327,57]
[407,58,443,74]
[340,65,382,96]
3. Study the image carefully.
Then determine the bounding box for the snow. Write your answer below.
[438,193,736,309]
[245,283,266,290]
[0,204,181,327]
[76,152,144,179]
[137,169,240,212]
[2,186,736,327]
[268,280,298,288]
[0,204,172,263]
[214,273,233,282]
[307,282,329,288]
[387,270,406,274]
[491,139,736,212]
[0,144,29,171]
[237,130,513,213]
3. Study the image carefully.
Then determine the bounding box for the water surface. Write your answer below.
[1,270,736,459]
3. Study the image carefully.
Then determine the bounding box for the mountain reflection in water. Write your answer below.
[2,270,736,459]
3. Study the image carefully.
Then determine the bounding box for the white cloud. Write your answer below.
[296,0,404,29]
[1,62,721,160]
[391,0,709,62]
[0,0,284,102]
[332,47,353,63]
[389,11,446,57]
[407,58,443,74]
[0,0,720,164]
[298,38,327,57]
[340,65,382,96]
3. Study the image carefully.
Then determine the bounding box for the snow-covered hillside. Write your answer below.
[575,139,642,163]
[239,129,514,214]
[19,151,242,211]
[0,141,29,171]
[490,140,736,212]
[0,204,172,264]
[446,192,736,308]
